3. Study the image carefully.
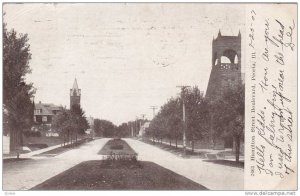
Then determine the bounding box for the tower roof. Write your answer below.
[72,78,79,91]
[70,78,81,97]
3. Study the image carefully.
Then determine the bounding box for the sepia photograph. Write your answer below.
[2,2,297,192]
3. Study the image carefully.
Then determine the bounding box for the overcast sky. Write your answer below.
[4,3,245,125]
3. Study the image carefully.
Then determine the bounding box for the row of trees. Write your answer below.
[146,87,210,151]
[52,105,89,146]
[93,119,144,138]
[145,84,244,162]
[94,119,117,137]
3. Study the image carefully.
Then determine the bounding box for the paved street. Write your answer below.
[3,138,243,190]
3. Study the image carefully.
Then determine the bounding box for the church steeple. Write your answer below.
[72,78,79,91]
[70,78,81,108]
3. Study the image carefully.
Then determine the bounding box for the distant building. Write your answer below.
[34,101,63,125]
[138,122,150,137]
[87,116,94,128]
[70,78,81,108]
[86,116,95,138]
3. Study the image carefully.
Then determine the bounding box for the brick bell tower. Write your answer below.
[70,78,81,108]
[205,30,242,149]
[206,30,242,101]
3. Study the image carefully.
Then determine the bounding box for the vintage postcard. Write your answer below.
[2,2,297,192]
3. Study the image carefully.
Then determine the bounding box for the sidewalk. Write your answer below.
[125,138,244,190]
[144,138,244,160]
[3,138,110,190]
[147,138,231,153]
[3,138,93,159]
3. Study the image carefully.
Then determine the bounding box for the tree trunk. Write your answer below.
[67,130,70,145]
[9,126,23,153]
[76,133,78,144]
[9,129,16,152]
[175,138,178,149]
[235,136,240,162]
[192,139,195,153]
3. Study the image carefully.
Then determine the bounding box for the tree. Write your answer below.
[3,23,35,151]
[52,109,73,146]
[70,104,89,142]
[52,105,89,146]
[94,119,103,137]
[210,83,245,162]
[164,98,182,147]
[146,97,182,146]
[223,83,244,162]
[185,86,210,152]
[94,119,116,138]
[115,123,130,138]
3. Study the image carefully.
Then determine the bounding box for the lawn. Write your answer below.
[31,160,207,190]
[3,158,31,164]
[98,138,137,156]
[23,136,63,151]
[203,160,244,168]
[34,138,94,157]
[23,135,91,151]
[141,139,208,158]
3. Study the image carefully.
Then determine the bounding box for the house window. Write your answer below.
[42,116,47,122]
[35,109,42,114]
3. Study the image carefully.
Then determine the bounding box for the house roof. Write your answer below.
[34,102,63,116]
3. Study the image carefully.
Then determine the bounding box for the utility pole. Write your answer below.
[135,117,138,137]
[141,114,145,128]
[134,117,137,137]
[131,125,134,137]
[128,122,133,137]
[150,106,158,119]
[176,85,191,156]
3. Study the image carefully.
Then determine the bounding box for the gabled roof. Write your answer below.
[34,102,63,116]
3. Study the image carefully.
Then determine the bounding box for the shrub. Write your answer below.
[110,144,123,150]
[28,143,48,149]
[23,130,42,137]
